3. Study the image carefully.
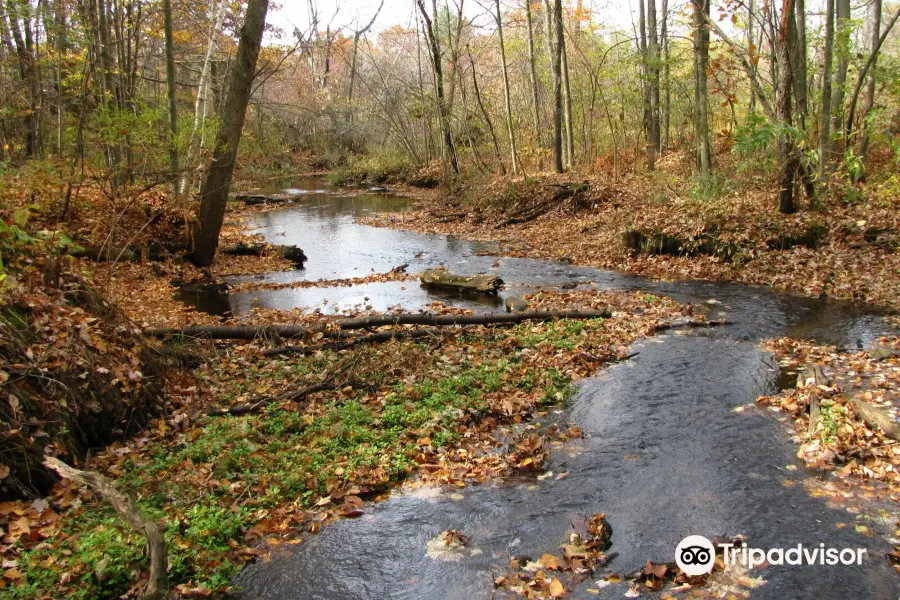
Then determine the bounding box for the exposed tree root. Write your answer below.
[43,457,169,600]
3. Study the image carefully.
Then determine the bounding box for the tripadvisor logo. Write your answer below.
[675,535,716,576]
[675,535,869,575]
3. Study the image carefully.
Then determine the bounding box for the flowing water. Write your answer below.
[189,180,897,599]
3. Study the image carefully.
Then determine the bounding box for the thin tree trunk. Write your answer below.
[777,0,798,214]
[747,0,756,116]
[638,0,651,168]
[844,5,900,146]
[181,0,227,195]
[661,0,669,149]
[829,0,850,158]
[693,0,711,178]
[346,0,383,108]
[495,0,519,175]
[525,0,542,155]
[469,47,505,174]
[560,22,574,168]
[551,0,563,172]
[791,0,808,123]
[647,0,660,159]
[162,0,179,193]
[414,5,432,162]
[856,0,881,168]
[416,0,460,176]
[6,0,39,156]
[818,0,834,175]
[192,0,270,266]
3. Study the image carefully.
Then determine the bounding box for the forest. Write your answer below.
[0,0,898,598]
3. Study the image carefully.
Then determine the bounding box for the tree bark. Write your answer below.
[856,0,882,169]
[4,0,39,156]
[818,0,834,176]
[829,0,850,159]
[560,18,574,168]
[777,0,798,214]
[693,0,711,178]
[181,0,228,195]
[647,0,661,159]
[660,0,670,150]
[551,0,564,173]
[191,0,269,266]
[162,0,179,193]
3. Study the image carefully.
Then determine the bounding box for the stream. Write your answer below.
[189,179,898,599]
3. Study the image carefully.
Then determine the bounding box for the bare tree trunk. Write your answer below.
[495,0,519,175]
[647,0,660,159]
[693,0,711,178]
[469,47,505,174]
[638,0,651,168]
[416,0,460,176]
[829,0,850,158]
[162,0,179,193]
[6,0,40,156]
[414,5,432,162]
[791,0,815,198]
[818,0,834,176]
[747,0,756,116]
[844,5,900,146]
[660,0,669,150]
[346,0,383,108]
[777,0,798,214]
[181,0,227,195]
[551,0,563,173]
[560,21,574,168]
[525,0,542,155]
[192,0,269,266]
[856,0,881,168]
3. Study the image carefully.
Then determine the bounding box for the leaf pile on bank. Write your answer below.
[0,252,190,502]
[758,336,899,492]
[0,290,686,598]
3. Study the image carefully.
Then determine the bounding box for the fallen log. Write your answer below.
[419,269,503,294]
[43,457,168,600]
[797,365,830,435]
[220,242,307,266]
[146,309,611,340]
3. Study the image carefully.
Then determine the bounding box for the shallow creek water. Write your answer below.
[188,179,897,599]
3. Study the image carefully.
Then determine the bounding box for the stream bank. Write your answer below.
[212,179,898,599]
[3,178,897,599]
